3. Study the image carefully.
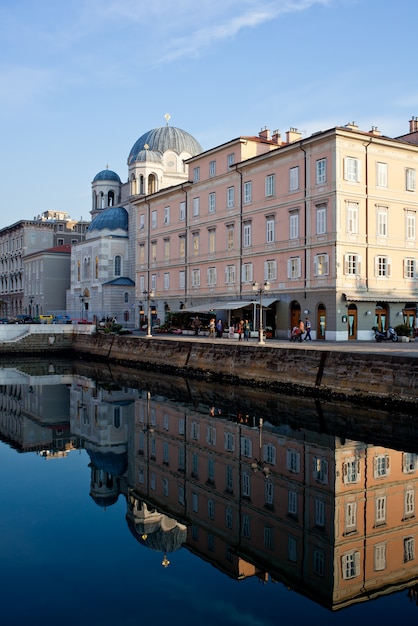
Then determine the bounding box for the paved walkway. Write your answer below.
[131,331,418,359]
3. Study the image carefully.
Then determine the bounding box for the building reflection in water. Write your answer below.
[0,361,418,612]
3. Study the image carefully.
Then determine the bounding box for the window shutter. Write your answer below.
[324,255,329,275]
[287,258,292,279]
[354,551,360,575]
[357,255,362,275]
[374,256,379,276]
[313,256,318,276]
[357,159,362,182]
[387,258,392,277]
[344,254,349,275]
[344,158,349,181]
[297,258,302,278]
[404,258,408,278]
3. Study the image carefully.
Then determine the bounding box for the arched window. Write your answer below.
[95,256,99,279]
[108,190,115,206]
[114,255,121,276]
[77,260,81,281]
[83,257,90,280]
[124,292,129,303]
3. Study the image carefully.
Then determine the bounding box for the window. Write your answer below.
[178,446,185,471]
[114,255,121,276]
[288,490,298,516]
[315,499,325,527]
[151,210,157,228]
[264,526,274,551]
[374,543,386,571]
[164,206,170,225]
[289,166,299,191]
[207,458,215,483]
[139,243,145,264]
[207,266,216,286]
[179,235,185,259]
[178,485,185,505]
[206,426,216,445]
[193,232,199,256]
[192,453,199,477]
[57,238,64,246]
[139,214,145,230]
[226,465,233,492]
[241,436,252,458]
[191,269,200,287]
[227,153,235,167]
[225,507,233,528]
[404,537,415,562]
[405,489,415,517]
[376,162,388,187]
[192,492,199,512]
[289,212,299,239]
[313,550,325,576]
[243,222,252,247]
[263,443,276,465]
[242,262,253,283]
[227,186,235,208]
[151,241,157,262]
[227,224,234,250]
[313,457,328,484]
[163,272,170,289]
[342,551,360,579]
[151,273,156,290]
[377,206,388,237]
[344,157,361,182]
[266,217,275,243]
[288,257,301,279]
[265,174,275,196]
[375,256,391,277]
[225,265,236,284]
[404,258,416,279]
[208,228,216,254]
[406,168,416,191]
[287,449,300,473]
[375,496,386,525]
[243,181,252,204]
[406,211,416,240]
[224,432,235,451]
[163,442,169,464]
[345,253,361,276]
[374,454,390,478]
[192,197,200,217]
[288,536,297,562]
[264,259,276,281]
[343,458,360,484]
[265,481,274,506]
[403,452,418,473]
[179,270,185,289]
[316,158,326,184]
[208,192,216,213]
[345,501,357,532]
[316,204,327,235]
[314,254,329,276]
[179,201,186,221]
[347,202,359,234]
[164,238,170,260]
[209,160,216,177]
[242,514,251,538]
[193,166,200,182]
[242,472,251,498]
[178,417,185,435]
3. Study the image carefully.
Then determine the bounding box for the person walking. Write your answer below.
[209,317,215,338]
[298,318,305,342]
[193,316,200,336]
[304,317,312,340]
[244,319,251,341]
[216,319,223,338]
[238,319,244,341]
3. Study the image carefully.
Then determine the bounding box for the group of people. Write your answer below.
[290,317,312,342]
[207,317,252,340]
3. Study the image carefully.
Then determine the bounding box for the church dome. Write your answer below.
[133,149,163,164]
[88,206,128,233]
[93,169,121,183]
[128,126,202,165]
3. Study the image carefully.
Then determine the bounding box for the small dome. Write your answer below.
[133,149,163,164]
[128,126,202,165]
[93,169,121,183]
[88,206,128,233]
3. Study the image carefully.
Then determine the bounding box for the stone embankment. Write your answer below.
[72,334,418,410]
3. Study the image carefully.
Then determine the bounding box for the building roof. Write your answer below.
[128,125,203,164]
[92,169,121,183]
[88,206,128,233]
[103,277,135,286]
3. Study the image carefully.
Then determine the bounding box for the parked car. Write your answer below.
[15,315,34,324]
[0,317,9,324]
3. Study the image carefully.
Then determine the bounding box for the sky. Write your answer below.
[0,0,417,229]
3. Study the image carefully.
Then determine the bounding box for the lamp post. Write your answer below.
[143,289,155,338]
[29,296,33,317]
[79,295,85,321]
[250,417,271,478]
[252,280,270,345]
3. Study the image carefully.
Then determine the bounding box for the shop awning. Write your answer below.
[182,298,280,313]
[343,293,417,304]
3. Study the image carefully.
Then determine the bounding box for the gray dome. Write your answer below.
[133,149,163,164]
[128,126,202,165]
[88,206,128,233]
[93,169,121,183]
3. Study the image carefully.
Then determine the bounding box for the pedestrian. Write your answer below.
[298,318,305,342]
[193,316,200,335]
[238,319,244,341]
[304,317,312,340]
[244,319,251,341]
[209,317,215,338]
[216,319,223,338]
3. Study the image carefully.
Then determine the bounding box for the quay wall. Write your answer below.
[0,324,94,353]
[72,334,418,408]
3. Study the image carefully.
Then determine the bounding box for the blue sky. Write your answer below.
[0,0,417,228]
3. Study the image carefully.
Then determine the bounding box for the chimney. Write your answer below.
[286,127,301,143]
[409,116,418,133]
[369,126,381,136]
[345,121,358,130]
[272,129,281,144]
[259,127,271,141]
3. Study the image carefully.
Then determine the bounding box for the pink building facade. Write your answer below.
[133,119,418,340]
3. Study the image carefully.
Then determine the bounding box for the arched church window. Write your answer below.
[148,174,156,194]
[124,292,129,303]
[83,257,90,280]
[108,190,114,206]
[95,256,99,279]
[114,255,121,277]
[77,260,81,282]
[140,175,144,195]
[100,192,105,209]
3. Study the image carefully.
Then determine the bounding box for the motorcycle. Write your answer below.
[372,326,398,342]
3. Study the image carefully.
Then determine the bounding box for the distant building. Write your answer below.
[23,245,72,318]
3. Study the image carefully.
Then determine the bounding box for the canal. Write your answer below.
[0,357,417,625]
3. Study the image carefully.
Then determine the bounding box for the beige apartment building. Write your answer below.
[133,118,418,340]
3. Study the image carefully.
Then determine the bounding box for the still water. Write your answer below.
[0,358,417,626]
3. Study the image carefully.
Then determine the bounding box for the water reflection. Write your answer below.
[1,358,418,616]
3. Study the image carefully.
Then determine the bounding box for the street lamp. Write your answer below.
[250,417,271,478]
[252,280,270,345]
[29,295,33,317]
[79,294,85,321]
[143,289,155,338]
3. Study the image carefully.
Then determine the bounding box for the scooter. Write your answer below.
[372,326,398,342]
